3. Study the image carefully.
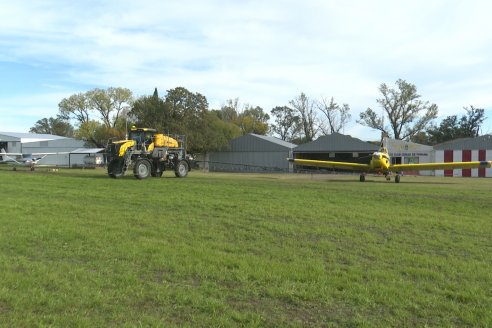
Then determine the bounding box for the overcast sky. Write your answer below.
[1,0,491,140]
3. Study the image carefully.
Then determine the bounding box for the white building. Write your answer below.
[385,138,434,176]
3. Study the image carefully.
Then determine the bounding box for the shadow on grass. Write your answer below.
[0,168,461,185]
[318,177,457,185]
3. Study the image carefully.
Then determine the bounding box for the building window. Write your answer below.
[404,157,419,164]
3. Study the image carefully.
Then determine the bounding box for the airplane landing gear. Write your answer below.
[359,174,366,182]
[395,174,401,183]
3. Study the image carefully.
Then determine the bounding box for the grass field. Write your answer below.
[0,167,491,327]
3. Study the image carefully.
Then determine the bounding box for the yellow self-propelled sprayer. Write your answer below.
[106,127,192,179]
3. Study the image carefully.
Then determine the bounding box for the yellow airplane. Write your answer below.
[288,145,492,183]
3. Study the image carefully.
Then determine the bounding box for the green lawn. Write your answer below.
[0,168,491,327]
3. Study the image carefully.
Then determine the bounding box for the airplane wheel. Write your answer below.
[395,175,400,183]
[359,174,365,182]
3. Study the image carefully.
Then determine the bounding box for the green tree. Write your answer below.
[418,106,487,144]
[58,93,91,125]
[165,87,208,122]
[237,105,269,135]
[29,116,74,137]
[192,111,242,152]
[130,88,169,129]
[459,106,486,137]
[75,120,122,148]
[215,98,269,135]
[216,98,240,123]
[358,79,438,140]
[270,106,300,141]
[86,87,133,128]
[58,87,132,144]
[164,87,209,152]
[410,131,432,145]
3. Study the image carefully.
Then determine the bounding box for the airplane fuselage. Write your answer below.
[369,148,391,173]
[0,153,44,171]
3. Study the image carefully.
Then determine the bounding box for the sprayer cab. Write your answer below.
[129,127,157,150]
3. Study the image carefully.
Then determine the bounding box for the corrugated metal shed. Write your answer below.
[68,148,105,167]
[0,133,21,142]
[0,132,68,143]
[208,134,297,172]
[22,138,85,152]
[433,135,492,177]
[433,135,492,150]
[294,133,378,152]
[229,133,297,152]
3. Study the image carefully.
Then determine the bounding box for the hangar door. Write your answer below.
[462,150,471,177]
[444,150,453,177]
[479,150,486,177]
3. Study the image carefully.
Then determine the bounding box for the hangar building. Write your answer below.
[0,132,89,166]
[433,134,492,177]
[207,133,296,172]
[293,133,378,171]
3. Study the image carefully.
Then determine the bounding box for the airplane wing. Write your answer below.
[30,153,59,161]
[0,153,22,164]
[289,159,371,171]
[31,153,59,156]
[1,152,59,156]
[390,161,492,172]
[0,153,23,156]
[0,152,63,166]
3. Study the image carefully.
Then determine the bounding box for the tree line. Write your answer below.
[30,79,487,153]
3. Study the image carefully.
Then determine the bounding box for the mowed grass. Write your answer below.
[0,168,491,327]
